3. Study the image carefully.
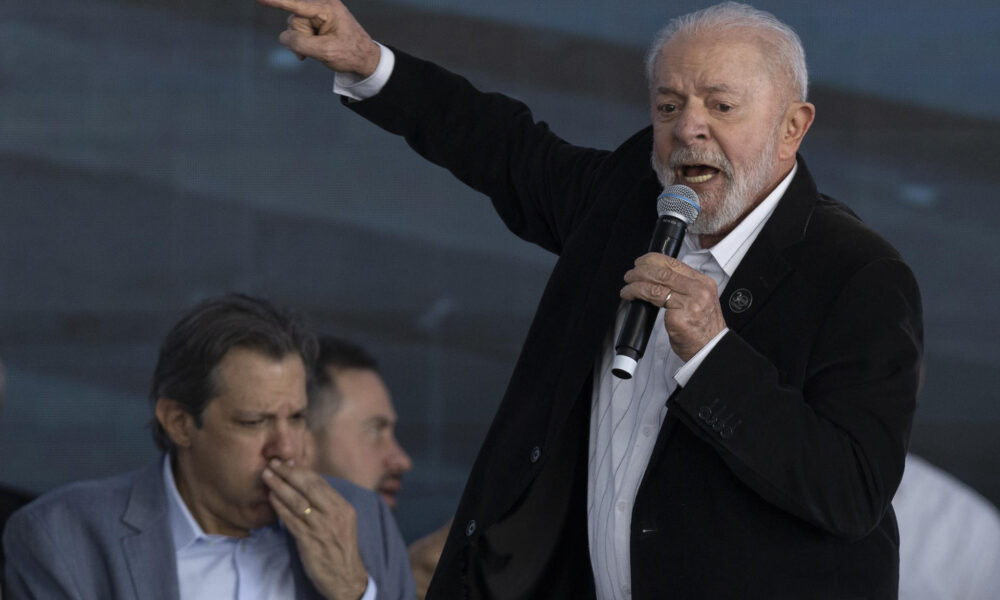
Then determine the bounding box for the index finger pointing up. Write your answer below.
[256,0,334,20]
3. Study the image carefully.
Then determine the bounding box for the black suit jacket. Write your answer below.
[349,49,923,599]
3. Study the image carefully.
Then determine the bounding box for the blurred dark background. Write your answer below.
[1,0,998,543]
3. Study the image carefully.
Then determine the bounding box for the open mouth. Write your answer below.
[678,164,721,184]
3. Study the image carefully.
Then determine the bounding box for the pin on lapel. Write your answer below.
[728,288,752,313]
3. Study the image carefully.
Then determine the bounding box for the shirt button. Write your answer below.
[465,519,477,536]
[616,501,627,512]
[642,425,653,437]
[529,446,541,463]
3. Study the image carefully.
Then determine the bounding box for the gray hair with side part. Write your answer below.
[644,2,809,103]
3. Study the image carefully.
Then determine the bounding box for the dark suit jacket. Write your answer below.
[0,484,33,595]
[2,458,415,599]
[348,49,923,600]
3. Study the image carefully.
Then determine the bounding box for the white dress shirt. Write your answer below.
[894,454,1000,600]
[329,43,797,598]
[163,457,376,600]
[588,166,796,600]
[332,43,395,100]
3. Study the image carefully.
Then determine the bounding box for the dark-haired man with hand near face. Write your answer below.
[3,294,414,599]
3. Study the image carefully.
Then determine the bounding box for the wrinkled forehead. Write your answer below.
[211,348,308,411]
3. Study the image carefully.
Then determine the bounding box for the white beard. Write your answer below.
[652,132,779,235]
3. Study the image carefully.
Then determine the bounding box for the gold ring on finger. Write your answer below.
[662,291,673,308]
[303,506,312,516]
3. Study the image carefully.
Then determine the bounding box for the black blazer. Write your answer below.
[350,50,923,600]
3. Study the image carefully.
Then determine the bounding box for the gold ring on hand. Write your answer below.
[303,506,312,516]
[662,291,673,308]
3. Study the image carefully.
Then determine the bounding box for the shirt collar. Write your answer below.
[685,162,797,277]
[162,454,285,555]
[163,453,207,553]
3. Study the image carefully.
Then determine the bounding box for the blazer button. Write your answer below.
[698,399,720,421]
[465,519,477,537]
[530,446,541,463]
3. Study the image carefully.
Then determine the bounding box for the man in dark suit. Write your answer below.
[258,1,923,598]
[3,294,414,599]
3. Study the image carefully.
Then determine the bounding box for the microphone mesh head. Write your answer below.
[657,185,700,225]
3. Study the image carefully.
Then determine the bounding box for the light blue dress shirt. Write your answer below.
[163,456,376,599]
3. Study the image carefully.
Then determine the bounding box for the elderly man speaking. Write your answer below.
[3,294,414,599]
[258,2,923,598]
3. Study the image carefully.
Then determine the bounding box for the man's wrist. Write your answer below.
[333,42,395,101]
[673,328,729,386]
[358,39,381,79]
[356,574,377,600]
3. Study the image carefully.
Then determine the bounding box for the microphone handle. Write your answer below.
[613,217,687,374]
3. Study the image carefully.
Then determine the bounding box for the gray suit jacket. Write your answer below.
[2,459,414,599]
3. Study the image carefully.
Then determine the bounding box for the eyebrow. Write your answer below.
[232,408,306,419]
[365,415,394,428]
[655,83,739,96]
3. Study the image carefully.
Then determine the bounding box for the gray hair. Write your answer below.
[644,2,808,102]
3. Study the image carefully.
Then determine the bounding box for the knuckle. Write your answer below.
[307,479,328,498]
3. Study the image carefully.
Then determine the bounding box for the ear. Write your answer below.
[777,101,815,161]
[155,398,197,449]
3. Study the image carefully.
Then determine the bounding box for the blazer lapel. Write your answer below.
[719,156,818,332]
[545,171,662,442]
[120,459,180,600]
[718,233,791,331]
[287,536,325,600]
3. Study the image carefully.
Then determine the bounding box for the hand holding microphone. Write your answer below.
[613,185,724,378]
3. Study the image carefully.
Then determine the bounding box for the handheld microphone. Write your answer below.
[611,185,700,379]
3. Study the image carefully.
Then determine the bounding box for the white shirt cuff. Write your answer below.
[673,328,729,387]
[333,42,395,101]
[358,575,377,600]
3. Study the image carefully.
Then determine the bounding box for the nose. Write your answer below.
[673,104,710,146]
[387,436,412,475]
[265,420,301,462]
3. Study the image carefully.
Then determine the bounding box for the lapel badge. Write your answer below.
[728,288,752,313]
